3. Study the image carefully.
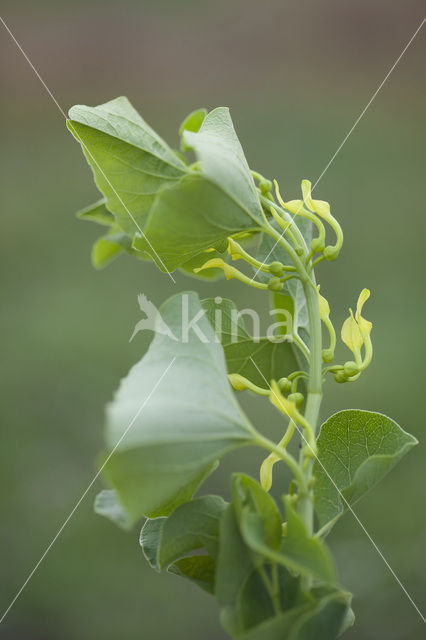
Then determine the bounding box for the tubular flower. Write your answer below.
[228,373,269,395]
[194,258,268,290]
[301,180,343,259]
[341,289,373,374]
[317,286,336,363]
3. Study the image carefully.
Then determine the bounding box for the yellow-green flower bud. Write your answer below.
[278,377,292,393]
[322,348,334,363]
[268,276,283,292]
[343,361,359,377]
[311,237,325,253]
[268,261,285,276]
[288,392,304,407]
[334,370,348,384]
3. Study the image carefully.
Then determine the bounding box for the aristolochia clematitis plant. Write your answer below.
[68,97,417,639]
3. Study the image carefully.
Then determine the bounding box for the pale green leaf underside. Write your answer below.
[134,174,260,271]
[183,107,265,226]
[314,410,418,529]
[67,96,187,235]
[100,292,256,524]
[168,555,216,594]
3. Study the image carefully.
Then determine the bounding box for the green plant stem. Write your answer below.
[258,565,281,614]
[264,217,323,535]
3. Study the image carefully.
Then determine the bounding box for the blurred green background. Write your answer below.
[1,1,425,638]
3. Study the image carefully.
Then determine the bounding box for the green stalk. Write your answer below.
[262,214,323,536]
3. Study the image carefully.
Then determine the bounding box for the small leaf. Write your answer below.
[99,292,257,525]
[68,96,188,235]
[237,589,352,640]
[156,495,227,567]
[314,410,418,529]
[94,489,132,530]
[168,555,216,594]
[202,297,299,387]
[232,474,282,551]
[183,107,265,226]
[237,487,335,584]
[91,231,125,268]
[76,199,114,226]
[179,108,207,151]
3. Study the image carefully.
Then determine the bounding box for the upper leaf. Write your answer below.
[183,107,265,226]
[314,410,418,529]
[99,292,257,525]
[202,297,299,386]
[67,96,187,234]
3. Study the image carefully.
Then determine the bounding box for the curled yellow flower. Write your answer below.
[341,289,373,371]
[301,180,331,219]
[194,258,268,290]
[194,258,236,279]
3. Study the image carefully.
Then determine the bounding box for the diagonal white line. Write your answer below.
[251,15,426,282]
[0,357,175,625]
[249,356,426,624]
[0,15,176,284]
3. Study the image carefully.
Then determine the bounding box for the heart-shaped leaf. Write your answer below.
[314,410,418,530]
[99,292,257,525]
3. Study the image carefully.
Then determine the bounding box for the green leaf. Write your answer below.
[238,589,352,640]
[168,555,216,594]
[314,410,418,530]
[179,108,207,151]
[183,107,265,226]
[94,489,132,530]
[68,96,188,235]
[236,569,276,630]
[76,199,114,226]
[232,474,282,551]
[216,504,257,635]
[235,482,335,584]
[140,495,225,593]
[133,174,261,271]
[155,495,227,568]
[99,291,257,525]
[140,516,166,571]
[202,297,299,387]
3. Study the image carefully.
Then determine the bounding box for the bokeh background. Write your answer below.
[1,1,425,638]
